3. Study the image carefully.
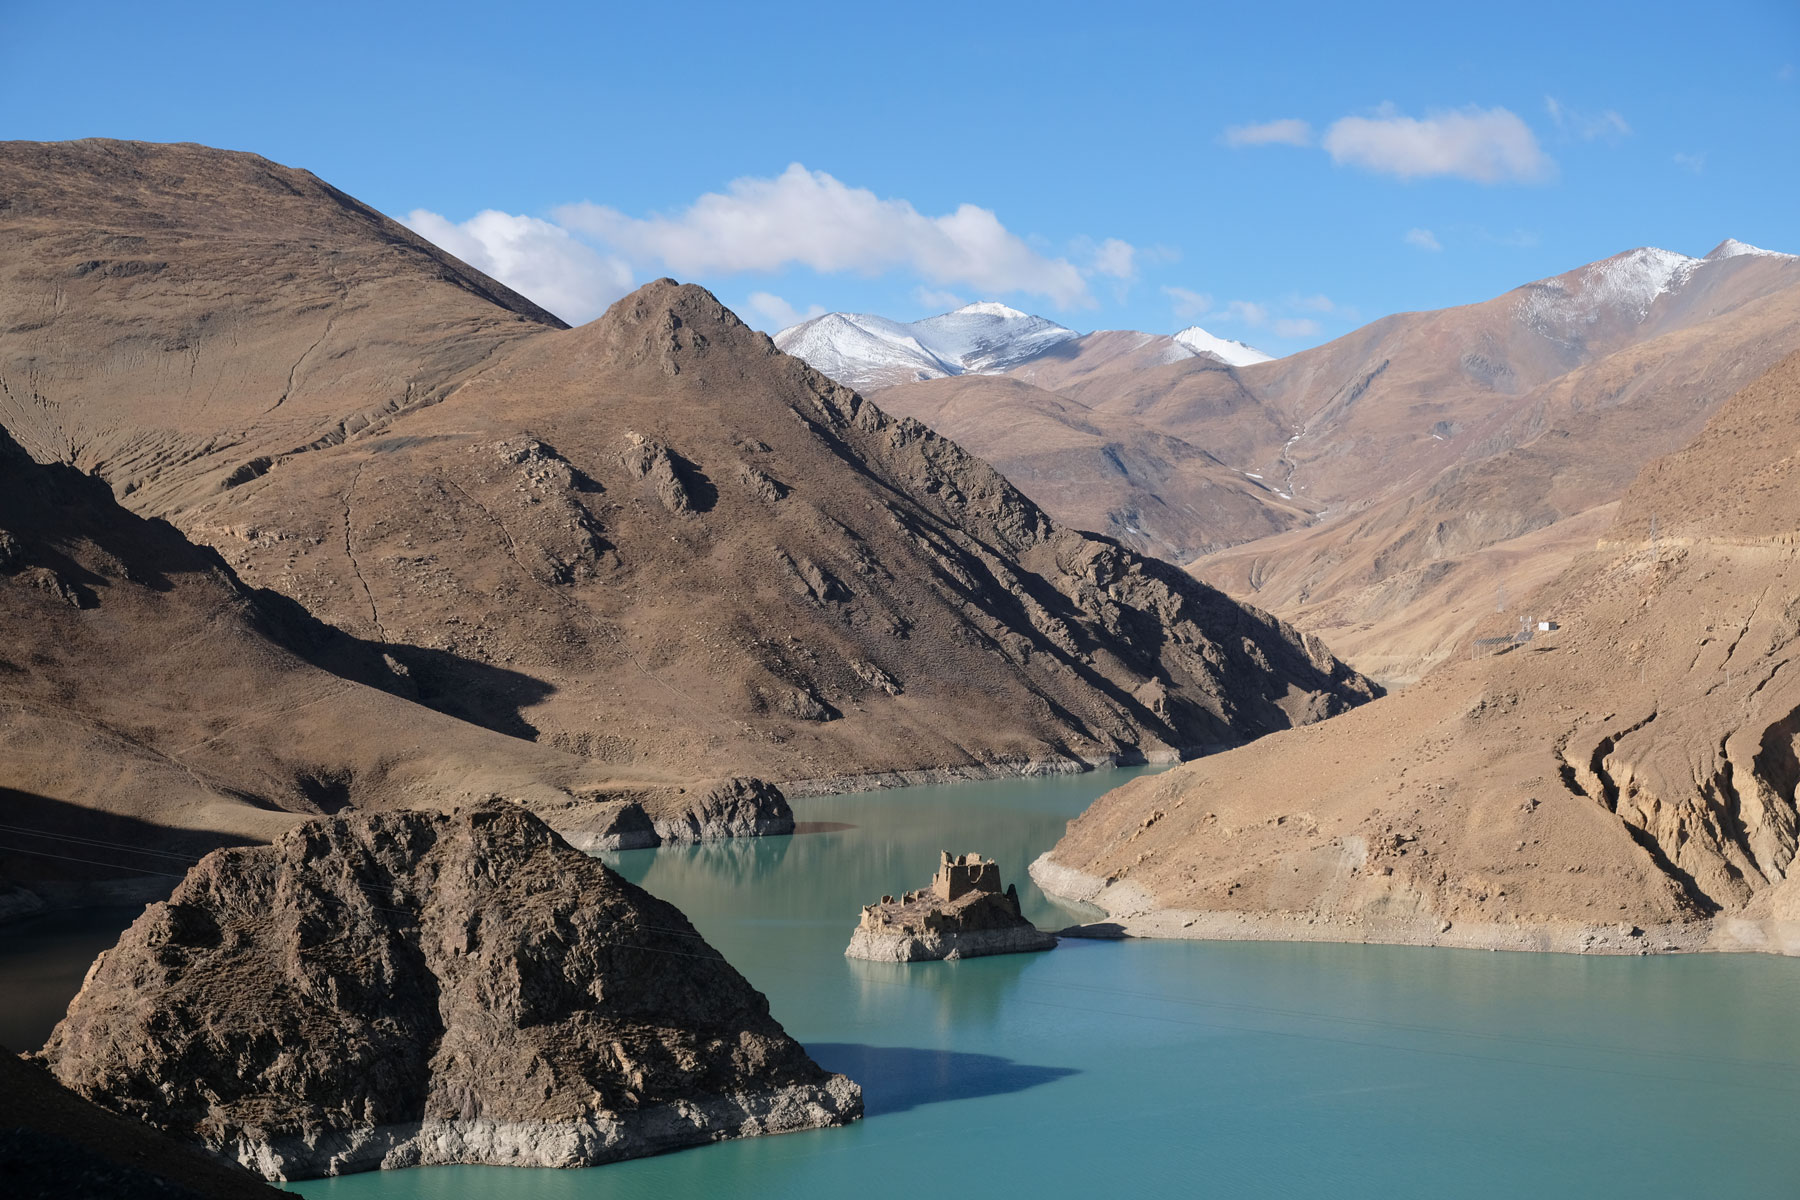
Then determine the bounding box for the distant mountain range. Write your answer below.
[778,239,1800,685]
[774,302,1271,391]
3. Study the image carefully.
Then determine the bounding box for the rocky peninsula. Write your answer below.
[37,804,861,1180]
[846,852,1057,962]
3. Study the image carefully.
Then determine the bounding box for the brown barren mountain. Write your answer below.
[1033,351,1800,957]
[0,139,1375,796]
[1194,249,1800,683]
[0,422,785,914]
[873,373,1308,561]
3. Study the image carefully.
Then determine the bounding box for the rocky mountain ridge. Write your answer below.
[0,140,1376,795]
[1033,350,1800,957]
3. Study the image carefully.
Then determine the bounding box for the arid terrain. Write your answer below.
[1034,350,1800,955]
[789,243,1800,688]
[0,142,1374,789]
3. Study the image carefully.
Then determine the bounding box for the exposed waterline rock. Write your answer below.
[38,804,859,1179]
[846,852,1057,962]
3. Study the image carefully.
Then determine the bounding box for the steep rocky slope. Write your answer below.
[0,420,785,915]
[1193,248,1800,683]
[1033,352,1800,956]
[0,140,1375,789]
[874,373,1307,561]
[39,804,861,1178]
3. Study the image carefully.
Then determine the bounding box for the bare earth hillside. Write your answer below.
[873,373,1308,562]
[1034,351,1800,957]
[0,140,1374,799]
[0,423,783,914]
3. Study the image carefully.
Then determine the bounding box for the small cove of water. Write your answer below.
[5,768,1797,1198]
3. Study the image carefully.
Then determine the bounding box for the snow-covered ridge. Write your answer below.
[1706,238,1795,261]
[1515,238,1794,337]
[1172,326,1275,367]
[776,303,1279,389]
[775,303,1080,388]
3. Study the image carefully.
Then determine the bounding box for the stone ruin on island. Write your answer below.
[844,851,1058,963]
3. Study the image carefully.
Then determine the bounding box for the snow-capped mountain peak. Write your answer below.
[1171,325,1275,367]
[775,301,1079,388]
[1518,239,1795,337]
[1705,238,1796,262]
[951,301,1031,319]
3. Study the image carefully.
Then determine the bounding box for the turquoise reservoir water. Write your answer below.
[273,770,1793,1196]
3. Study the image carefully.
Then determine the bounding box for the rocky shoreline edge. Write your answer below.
[230,1078,863,1179]
[1029,855,1800,957]
[781,746,1201,798]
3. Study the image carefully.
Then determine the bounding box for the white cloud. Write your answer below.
[1273,317,1321,338]
[1673,152,1706,175]
[404,209,634,325]
[1290,293,1339,312]
[914,286,967,311]
[1222,299,1270,327]
[555,164,1100,308]
[1321,105,1553,183]
[1405,227,1444,252]
[1544,97,1631,141]
[1224,118,1315,147]
[744,292,825,333]
[1089,237,1137,280]
[1163,286,1213,319]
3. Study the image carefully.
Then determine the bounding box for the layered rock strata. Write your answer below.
[38,804,860,1179]
[847,852,1057,962]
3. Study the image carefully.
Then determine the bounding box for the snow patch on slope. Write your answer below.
[1516,240,1795,340]
[1705,238,1795,262]
[1172,326,1275,367]
[775,303,1079,387]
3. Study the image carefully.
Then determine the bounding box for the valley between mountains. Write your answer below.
[4,133,1800,1191]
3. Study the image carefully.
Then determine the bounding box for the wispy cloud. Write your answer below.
[1223,118,1314,147]
[1404,227,1443,252]
[555,164,1110,309]
[914,286,967,311]
[403,209,634,324]
[1228,104,1554,185]
[744,292,825,333]
[1673,152,1706,175]
[1163,286,1214,319]
[1322,105,1553,183]
[1544,96,1631,141]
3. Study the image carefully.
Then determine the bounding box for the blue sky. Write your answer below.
[4,1,1797,352]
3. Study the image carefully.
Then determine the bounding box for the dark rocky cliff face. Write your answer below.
[38,804,859,1179]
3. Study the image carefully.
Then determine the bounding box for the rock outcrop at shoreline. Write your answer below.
[38,804,860,1180]
[847,852,1056,962]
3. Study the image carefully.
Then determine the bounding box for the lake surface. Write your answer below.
[295,769,1800,1199]
[7,769,1799,1197]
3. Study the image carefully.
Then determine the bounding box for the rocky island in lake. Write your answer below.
[846,852,1057,962]
[37,804,861,1180]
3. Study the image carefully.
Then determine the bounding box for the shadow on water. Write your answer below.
[806,1044,1077,1116]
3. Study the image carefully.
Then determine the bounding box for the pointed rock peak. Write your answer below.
[951,301,1032,319]
[1704,238,1794,261]
[1172,325,1276,367]
[579,278,765,375]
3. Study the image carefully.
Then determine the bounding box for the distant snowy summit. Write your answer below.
[776,301,1274,391]
[1171,325,1274,367]
[1517,238,1795,333]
